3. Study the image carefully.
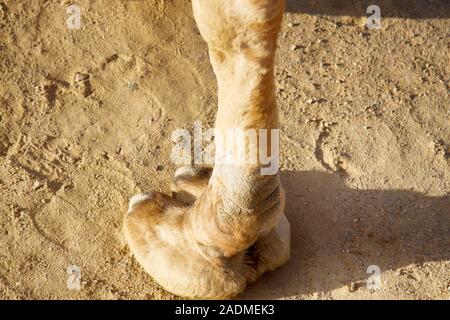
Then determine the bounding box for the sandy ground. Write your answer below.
[0,0,449,300]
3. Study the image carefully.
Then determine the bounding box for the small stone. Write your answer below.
[348,282,357,292]
[32,181,43,190]
[155,165,164,172]
[75,72,89,83]
[63,183,74,191]
[127,81,138,92]
[41,199,48,204]
[12,207,21,214]
[291,45,299,51]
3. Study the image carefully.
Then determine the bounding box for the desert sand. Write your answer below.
[0,0,449,299]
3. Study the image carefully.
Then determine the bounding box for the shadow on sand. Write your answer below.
[285,0,450,19]
[244,170,449,299]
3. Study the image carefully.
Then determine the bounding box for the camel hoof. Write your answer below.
[124,193,290,299]
[124,192,251,299]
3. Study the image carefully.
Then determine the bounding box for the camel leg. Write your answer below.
[124,0,289,299]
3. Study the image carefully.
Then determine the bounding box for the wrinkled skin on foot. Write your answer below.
[125,166,290,299]
[124,0,291,299]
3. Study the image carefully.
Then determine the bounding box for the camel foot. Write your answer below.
[124,166,290,299]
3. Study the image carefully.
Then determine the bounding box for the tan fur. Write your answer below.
[124,0,290,299]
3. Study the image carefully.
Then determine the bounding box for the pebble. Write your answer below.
[63,183,74,192]
[155,165,164,171]
[11,206,21,214]
[348,282,357,292]
[32,181,43,190]
[127,81,138,92]
[75,72,89,83]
